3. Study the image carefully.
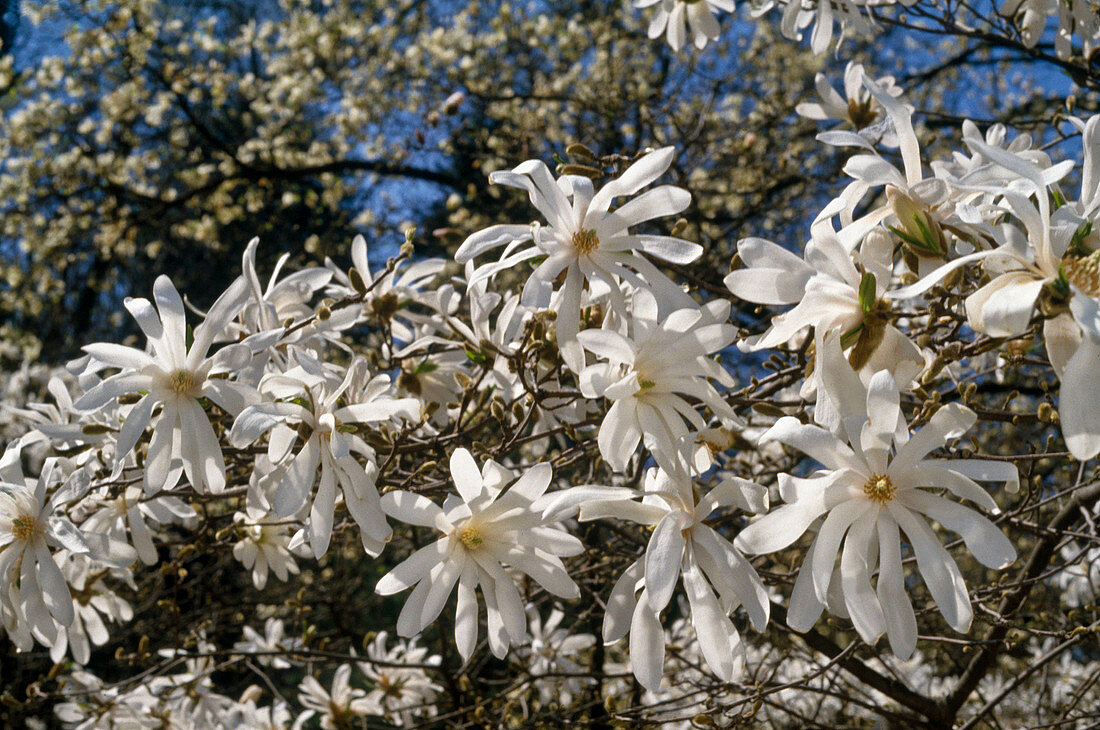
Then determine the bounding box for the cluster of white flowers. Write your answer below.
[633,0,1099,60]
[3,31,1100,726]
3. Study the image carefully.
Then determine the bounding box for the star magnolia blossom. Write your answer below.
[578,290,738,472]
[795,62,908,135]
[635,0,733,51]
[229,360,419,558]
[0,460,89,649]
[75,275,264,494]
[567,466,770,691]
[735,334,1018,659]
[357,631,442,725]
[456,146,701,372]
[725,231,922,379]
[376,449,583,662]
[298,664,372,730]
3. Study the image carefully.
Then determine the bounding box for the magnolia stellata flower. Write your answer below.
[456,146,701,372]
[358,631,442,724]
[49,552,133,665]
[0,460,87,649]
[230,359,418,557]
[735,334,1018,659]
[565,465,769,691]
[725,231,922,378]
[327,234,447,344]
[75,275,260,494]
[234,617,303,669]
[376,449,582,662]
[81,486,196,566]
[231,511,305,590]
[515,607,597,705]
[635,0,733,51]
[298,664,373,730]
[578,289,738,472]
[796,62,908,135]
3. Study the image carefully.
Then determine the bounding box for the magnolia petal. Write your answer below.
[876,514,917,660]
[629,590,665,693]
[645,512,687,612]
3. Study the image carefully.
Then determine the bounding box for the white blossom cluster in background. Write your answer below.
[1,6,1100,728]
[634,0,1099,59]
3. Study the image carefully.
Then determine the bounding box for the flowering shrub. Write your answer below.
[1,0,1099,728]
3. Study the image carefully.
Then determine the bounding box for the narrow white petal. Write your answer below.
[629,590,665,692]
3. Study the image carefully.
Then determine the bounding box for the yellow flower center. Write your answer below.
[1063,250,1100,297]
[458,524,484,550]
[571,228,600,255]
[169,369,200,396]
[863,474,897,504]
[11,515,39,542]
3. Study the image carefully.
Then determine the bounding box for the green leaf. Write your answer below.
[1052,188,1067,210]
[840,322,864,349]
[465,348,488,364]
[858,272,876,314]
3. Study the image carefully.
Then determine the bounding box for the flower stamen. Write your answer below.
[10,515,39,542]
[169,369,200,396]
[571,228,600,255]
[458,525,484,550]
[863,474,896,504]
[1063,249,1100,297]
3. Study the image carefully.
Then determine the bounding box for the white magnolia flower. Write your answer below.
[229,694,294,730]
[49,551,134,664]
[725,231,922,381]
[231,511,306,590]
[514,606,596,706]
[1000,0,1098,60]
[234,617,302,668]
[327,234,447,345]
[230,359,418,557]
[358,631,442,725]
[635,0,734,51]
[735,334,1018,659]
[0,457,90,649]
[796,63,910,140]
[297,664,372,730]
[573,466,770,691]
[376,449,583,661]
[578,290,738,472]
[81,486,196,566]
[456,147,700,372]
[4,375,106,451]
[74,275,258,494]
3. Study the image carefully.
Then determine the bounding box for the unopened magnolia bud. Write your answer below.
[566,142,596,161]
[442,90,465,115]
[316,305,331,321]
[751,402,787,418]
[454,371,473,390]
[559,163,603,178]
[239,685,263,704]
[348,267,368,296]
[400,241,414,258]
[1037,402,1057,423]
[670,218,688,237]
